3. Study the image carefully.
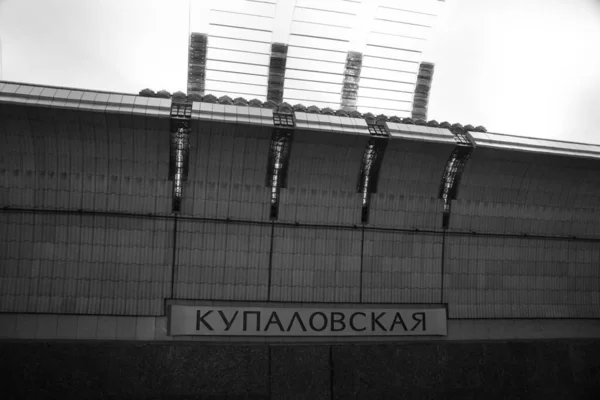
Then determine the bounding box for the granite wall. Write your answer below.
[1,340,599,399]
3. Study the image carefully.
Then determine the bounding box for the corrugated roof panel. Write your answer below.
[174,220,270,301]
[444,235,600,318]
[270,226,361,303]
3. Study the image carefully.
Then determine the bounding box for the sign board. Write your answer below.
[169,305,447,336]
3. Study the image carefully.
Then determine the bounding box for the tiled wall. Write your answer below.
[444,235,600,318]
[0,213,172,315]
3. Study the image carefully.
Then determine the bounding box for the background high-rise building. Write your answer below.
[188,0,444,117]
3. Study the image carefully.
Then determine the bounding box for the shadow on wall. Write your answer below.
[0,340,599,399]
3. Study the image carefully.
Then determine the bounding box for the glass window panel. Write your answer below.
[209,24,273,42]
[364,45,422,62]
[206,70,268,86]
[371,19,432,39]
[211,0,276,17]
[378,0,443,16]
[357,97,412,112]
[361,67,416,84]
[375,5,438,26]
[289,35,349,52]
[287,46,347,63]
[295,0,361,15]
[207,48,270,65]
[360,88,414,103]
[290,21,352,41]
[284,88,341,104]
[204,81,267,97]
[367,32,426,52]
[293,7,356,27]
[362,56,419,73]
[286,69,344,85]
[209,10,275,31]
[286,58,345,75]
[209,37,271,54]
[206,59,269,76]
[284,78,343,93]
[359,78,414,92]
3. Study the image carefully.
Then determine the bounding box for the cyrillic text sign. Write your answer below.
[169,305,447,336]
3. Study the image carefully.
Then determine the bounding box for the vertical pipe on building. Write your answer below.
[268,345,272,398]
[440,228,446,305]
[341,51,363,112]
[267,222,275,301]
[329,345,335,400]
[411,62,435,121]
[170,216,178,300]
[359,226,365,303]
[267,43,288,103]
[187,33,207,97]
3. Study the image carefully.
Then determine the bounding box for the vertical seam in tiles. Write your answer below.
[267,222,275,301]
[441,228,446,305]
[360,226,365,303]
[170,216,178,302]
[329,345,335,400]
[268,345,272,398]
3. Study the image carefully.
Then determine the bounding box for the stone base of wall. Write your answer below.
[1,340,599,399]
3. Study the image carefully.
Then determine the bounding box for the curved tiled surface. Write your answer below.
[369,139,454,230]
[453,148,600,237]
[0,104,172,214]
[278,129,369,225]
[180,120,273,220]
[1,81,599,320]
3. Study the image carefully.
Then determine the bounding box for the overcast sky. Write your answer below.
[1,0,599,144]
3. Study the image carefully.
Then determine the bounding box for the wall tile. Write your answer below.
[35,315,58,339]
[116,316,136,340]
[0,314,17,338]
[15,314,37,339]
[96,316,117,340]
[135,317,156,340]
[77,316,98,339]
[56,315,79,339]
